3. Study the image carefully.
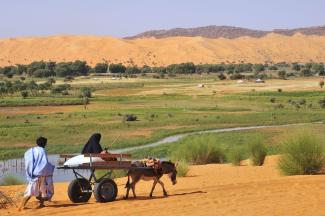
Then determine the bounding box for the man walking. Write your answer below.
[18,136,55,210]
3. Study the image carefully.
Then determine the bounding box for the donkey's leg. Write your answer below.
[149,179,158,198]
[131,177,140,198]
[157,179,168,196]
[124,175,131,199]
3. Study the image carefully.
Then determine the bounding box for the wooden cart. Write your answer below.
[57,153,132,203]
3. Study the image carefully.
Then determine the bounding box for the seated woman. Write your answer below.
[81,133,106,154]
[81,133,117,161]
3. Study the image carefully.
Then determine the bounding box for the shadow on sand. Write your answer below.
[47,202,90,208]
[121,190,206,201]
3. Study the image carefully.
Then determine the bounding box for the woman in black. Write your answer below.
[81,133,104,154]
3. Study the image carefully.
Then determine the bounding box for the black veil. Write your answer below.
[81,133,103,154]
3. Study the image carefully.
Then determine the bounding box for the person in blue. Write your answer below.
[18,137,55,210]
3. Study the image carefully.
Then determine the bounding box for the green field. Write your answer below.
[0,76,325,160]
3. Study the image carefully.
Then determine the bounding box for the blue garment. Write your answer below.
[24,146,54,183]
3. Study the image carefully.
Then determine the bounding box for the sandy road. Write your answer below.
[1,156,324,216]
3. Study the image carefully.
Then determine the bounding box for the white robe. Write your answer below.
[24,147,55,199]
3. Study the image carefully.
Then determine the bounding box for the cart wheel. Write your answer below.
[68,178,92,203]
[94,178,118,203]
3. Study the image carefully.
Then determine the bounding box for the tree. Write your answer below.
[33,69,54,77]
[16,64,27,75]
[54,63,71,77]
[268,65,278,70]
[253,64,265,72]
[51,84,70,94]
[94,63,108,73]
[312,63,324,75]
[278,70,286,79]
[109,63,126,74]
[70,60,89,75]
[300,68,312,77]
[27,61,46,76]
[319,81,325,88]
[125,66,141,74]
[291,63,301,71]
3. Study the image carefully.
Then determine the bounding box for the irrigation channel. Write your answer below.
[0,122,317,183]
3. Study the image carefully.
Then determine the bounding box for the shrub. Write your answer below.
[297,98,306,105]
[169,135,226,165]
[277,88,282,93]
[0,175,24,186]
[319,98,325,108]
[175,160,189,177]
[249,137,267,166]
[123,114,137,121]
[218,73,226,80]
[80,87,92,98]
[21,90,28,99]
[278,131,325,175]
[229,148,243,166]
[319,81,324,88]
[270,98,276,103]
[64,76,74,82]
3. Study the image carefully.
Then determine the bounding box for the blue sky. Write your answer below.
[0,0,324,38]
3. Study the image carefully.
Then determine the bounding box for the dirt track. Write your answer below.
[1,156,324,216]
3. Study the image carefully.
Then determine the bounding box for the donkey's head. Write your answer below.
[161,161,177,185]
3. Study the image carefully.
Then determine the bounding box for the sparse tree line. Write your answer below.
[0,77,92,99]
[0,61,324,79]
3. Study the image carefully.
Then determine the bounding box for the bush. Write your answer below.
[123,114,137,121]
[169,135,226,165]
[21,90,28,99]
[278,131,325,175]
[175,160,189,177]
[80,87,92,98]
[249,137,267,166]
[319,98,325,108]
[218,73,226,80]
[0,175,24,186]
[229,148,243,166]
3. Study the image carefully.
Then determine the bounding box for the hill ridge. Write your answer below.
[125,25,325,39]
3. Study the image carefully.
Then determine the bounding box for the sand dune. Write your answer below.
[0,33,325,67]
[1,156,324,216]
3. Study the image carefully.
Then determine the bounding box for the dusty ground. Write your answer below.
[1,156,324,216]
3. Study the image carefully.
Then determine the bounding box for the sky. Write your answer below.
[0,0,324,38]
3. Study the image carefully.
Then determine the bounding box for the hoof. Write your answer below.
[163,193,168,197]
[123,196,128,200]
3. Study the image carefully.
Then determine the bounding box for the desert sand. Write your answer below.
[1,33,325,67]
[1,156,324,216]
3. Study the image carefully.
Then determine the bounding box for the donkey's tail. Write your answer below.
[125,172,130,188]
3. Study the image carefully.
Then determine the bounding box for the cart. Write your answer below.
[57,153,132,203]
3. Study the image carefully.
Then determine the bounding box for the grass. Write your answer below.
[169,134,226,165]
[1,77,325,160]
[0,96,85,107]
[278,130,325,175]
[249,137,267,166]
[0,175,24,186]
[229,148,244,166]
[175,160,189,177]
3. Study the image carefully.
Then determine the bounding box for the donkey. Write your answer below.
[124,161,177,199]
